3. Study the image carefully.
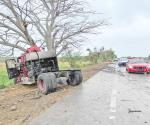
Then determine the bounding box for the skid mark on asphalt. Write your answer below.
[109,89,117,125]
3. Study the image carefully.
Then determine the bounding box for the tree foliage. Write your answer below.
[87,47,116,63]
[61,48,82,67]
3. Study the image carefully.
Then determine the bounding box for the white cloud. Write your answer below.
[83,0,150,57]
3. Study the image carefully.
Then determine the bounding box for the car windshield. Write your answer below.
[119,58,128,61]
[128,59,145,64]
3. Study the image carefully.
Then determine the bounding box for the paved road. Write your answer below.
[29,64,150,125]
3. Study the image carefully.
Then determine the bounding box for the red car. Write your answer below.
[126,59,150,73]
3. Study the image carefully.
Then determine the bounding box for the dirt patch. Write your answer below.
[82,62,109,81]
[0,62,109,125]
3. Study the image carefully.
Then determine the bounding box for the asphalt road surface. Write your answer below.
[29,64,150,125]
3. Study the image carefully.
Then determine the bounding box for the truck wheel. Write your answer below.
[37,73,49,95]
[37,73,57,94]
[47,73,57,92]
[68,71,83,86]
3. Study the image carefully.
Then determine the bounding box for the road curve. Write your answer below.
[29,65,150,125]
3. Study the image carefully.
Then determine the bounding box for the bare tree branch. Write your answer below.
[0,0,108,57]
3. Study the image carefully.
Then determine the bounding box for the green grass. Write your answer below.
[0,63,13,89]
[58,59,91,70]
[58,61,71,69]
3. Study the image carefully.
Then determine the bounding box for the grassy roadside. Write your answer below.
[0,63,13,89]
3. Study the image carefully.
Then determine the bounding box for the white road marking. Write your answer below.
[110,89,117,109]
[109,89,117,124]
[110,108,116,113]
[109,116,116,120]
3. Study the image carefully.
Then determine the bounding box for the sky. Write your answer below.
[83,0,150,57]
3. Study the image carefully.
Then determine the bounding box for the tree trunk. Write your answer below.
[46,35,56,54]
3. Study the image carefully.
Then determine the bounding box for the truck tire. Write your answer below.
[47,73,57,92]
[68,71,83,86]
[37,73,50,95]
[37,73,57,94]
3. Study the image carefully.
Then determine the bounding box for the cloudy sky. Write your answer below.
[83,0,150,57]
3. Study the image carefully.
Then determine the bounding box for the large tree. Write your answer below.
[0,0,107,56]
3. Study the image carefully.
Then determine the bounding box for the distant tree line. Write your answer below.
[86,47,117,64]
[60,47,117,68]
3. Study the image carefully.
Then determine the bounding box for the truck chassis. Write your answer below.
[5,46,82,94]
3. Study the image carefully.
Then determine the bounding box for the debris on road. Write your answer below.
[30,95,42,100]
[102,65,115,73]
[120,99,132,102]
[144,121,148,124]
[18,99,23,103]
[21,114,31,124]
[128,108,142,113]
[10,105,17,111]
[30,91,42,100]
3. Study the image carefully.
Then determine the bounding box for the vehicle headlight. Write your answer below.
[147,65,150,68]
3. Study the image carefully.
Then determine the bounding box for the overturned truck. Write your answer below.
[5,45,82,94]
